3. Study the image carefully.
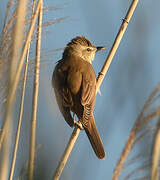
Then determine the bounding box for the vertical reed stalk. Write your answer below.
[52,0,139,180]
[151,119,160,180]
[28,1,43,179]
[9,1,37,179]
[0,0,28,179]
[0,0,41,150]
[9,49,29,180]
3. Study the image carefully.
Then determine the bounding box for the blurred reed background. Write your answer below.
[0,0,160,180]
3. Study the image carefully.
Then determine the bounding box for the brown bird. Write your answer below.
[52,36,105,159]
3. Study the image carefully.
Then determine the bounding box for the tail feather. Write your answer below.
[84,116,105,159]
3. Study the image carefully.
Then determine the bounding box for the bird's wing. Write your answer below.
[81,74,96,106]
[52,61,74,127]
[80,71,105,159]
[80,73,96,127]
[81,70,105,159]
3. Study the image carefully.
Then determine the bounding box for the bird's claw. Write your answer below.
[74,121,84,130]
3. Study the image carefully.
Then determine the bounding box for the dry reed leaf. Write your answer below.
[112,84,160,180]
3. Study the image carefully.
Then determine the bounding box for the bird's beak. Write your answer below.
[96,46,106,52]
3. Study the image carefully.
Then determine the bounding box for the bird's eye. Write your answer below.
[87,48,91,52]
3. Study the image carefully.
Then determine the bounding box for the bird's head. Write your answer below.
[63,36,105,64]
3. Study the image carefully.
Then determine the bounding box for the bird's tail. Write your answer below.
[84,116,105,159]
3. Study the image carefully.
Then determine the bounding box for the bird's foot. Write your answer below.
[74,120,84,130]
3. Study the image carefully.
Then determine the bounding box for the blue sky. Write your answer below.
[1,0,160,179]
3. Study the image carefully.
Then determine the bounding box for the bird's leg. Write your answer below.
[73,113,83,130]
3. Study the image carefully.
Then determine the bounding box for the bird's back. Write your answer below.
[52,55,96,120]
